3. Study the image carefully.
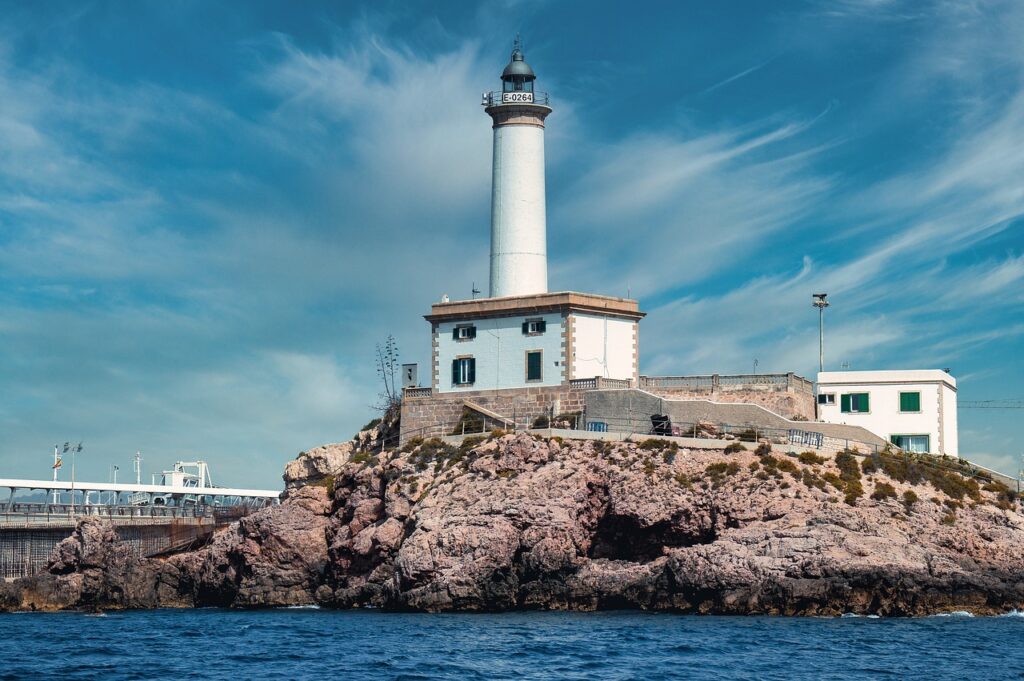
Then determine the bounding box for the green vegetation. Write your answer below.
[352,451,376,465]
[902,490,918,511]
[401,436,424,453]
[459,435,487,453]
[309,474,336,495]
[674,472,692,488]
[359,417,382,433]
[754,442,772,457]
[531,415,550,428]
[940,513,956,526]
[799,451,827,466]
[724,442,747,454]
[705,462,740,486]
[801,469,827,491]
[450,408,486,435]
[871,482,897,501]
[834,450,864,505]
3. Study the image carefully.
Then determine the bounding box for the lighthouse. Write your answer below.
[483,38,551,298]
[410,38,644,401]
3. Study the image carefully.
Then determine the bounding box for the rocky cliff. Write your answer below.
[3,432,1023,615]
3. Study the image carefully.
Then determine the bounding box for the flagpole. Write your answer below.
[52,445,59,505]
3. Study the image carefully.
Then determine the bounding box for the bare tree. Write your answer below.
[375,335,401,418]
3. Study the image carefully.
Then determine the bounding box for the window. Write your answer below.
[840,392,870,413]
[453,325,476,341]
[891,434,930,453]
[522,319,546,335]
[526,350,542,382]
[817,393,836,405]
[899,391,921,413]
[451,357,475,386]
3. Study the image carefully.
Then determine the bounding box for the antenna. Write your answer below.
[472,282,481,300]
[134,451,142,485]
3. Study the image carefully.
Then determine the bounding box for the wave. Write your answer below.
[999,610,1024,618]
[840,613,881,618]
[280,604,321,610]
[930,611,975,618]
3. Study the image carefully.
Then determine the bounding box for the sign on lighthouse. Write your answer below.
[483,37,552,299]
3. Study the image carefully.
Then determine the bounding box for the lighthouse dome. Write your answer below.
[501,46,536,81]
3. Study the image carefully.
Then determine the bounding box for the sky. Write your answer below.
[1,0,1022,488]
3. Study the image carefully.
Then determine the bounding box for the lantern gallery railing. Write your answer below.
[481,91,550,107]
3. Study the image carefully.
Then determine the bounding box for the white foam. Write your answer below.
[999,610,1024,618]
[931,611,975,618]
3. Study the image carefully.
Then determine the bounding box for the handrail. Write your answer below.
[482,91,550,106]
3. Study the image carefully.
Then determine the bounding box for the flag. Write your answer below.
[52,458,63,469]
[62,442,69,453]
[75,442,83,453]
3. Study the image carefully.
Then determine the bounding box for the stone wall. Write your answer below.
[400,386,586,443]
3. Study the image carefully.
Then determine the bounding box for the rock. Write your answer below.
[284,442,355,488]
[6,432,1024,616]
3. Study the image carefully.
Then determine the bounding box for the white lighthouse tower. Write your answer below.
[483,37,551,298]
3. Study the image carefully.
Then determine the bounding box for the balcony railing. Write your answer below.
[482,91,550,107]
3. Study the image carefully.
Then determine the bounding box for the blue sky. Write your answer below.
[1,0,1022,488]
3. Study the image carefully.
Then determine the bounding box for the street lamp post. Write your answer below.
[812,293,830,373]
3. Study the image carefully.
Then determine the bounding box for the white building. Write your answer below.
[423,40,644,394]
[816,370,958,456]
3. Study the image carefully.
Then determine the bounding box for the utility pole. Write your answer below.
[812,293,830,373]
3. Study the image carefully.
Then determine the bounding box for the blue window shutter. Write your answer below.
[468,326,476,339]
[538,320,546,333]
[522,321,529,334]
[452,327,459,341]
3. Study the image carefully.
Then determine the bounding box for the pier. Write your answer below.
[0,477,281,579]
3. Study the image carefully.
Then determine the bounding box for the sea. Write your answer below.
[1,608,1022,680]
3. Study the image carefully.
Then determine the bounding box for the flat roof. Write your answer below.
[817,370,956,390]
[425,291,645,323]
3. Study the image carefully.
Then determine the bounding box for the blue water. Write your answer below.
[1,609,1022,680]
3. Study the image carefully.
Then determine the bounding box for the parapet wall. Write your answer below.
[639,373,815,421]
[584,389,887,452]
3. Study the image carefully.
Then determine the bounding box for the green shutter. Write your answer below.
[468,358,476,384]
[900,392,920,412]
[522,321,530,334]
[452,359,460,385]
[840,394,851,413]
[527,351,542,380]
[860,393,869,412]
[538,320,546,333]
[453,327,459,340]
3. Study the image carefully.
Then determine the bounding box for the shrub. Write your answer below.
[352,451,375,465]
[861,457,878,475]
[844,479,864,506]
[359,417,382,433]
[724,442,747,454]
[662,449,676,465]
[490,429,507,438]
[802,469,827,491]
[459,435,486,453]
[640,438,674,451]
[735,428,759,442]
[531,415,550,428]
[799,451,827,466]
[871,482,897,501]
[822,472,844,490]
[754,442,772,457]
[674,472,692,488]
[835,451,861,483]
[450,408,485,436]
[309,474,336,495]
[940,513,956,526]
[902,490,919,511]
[401,436,424,453]
[748,461,760,471]
[705,462,740,482]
